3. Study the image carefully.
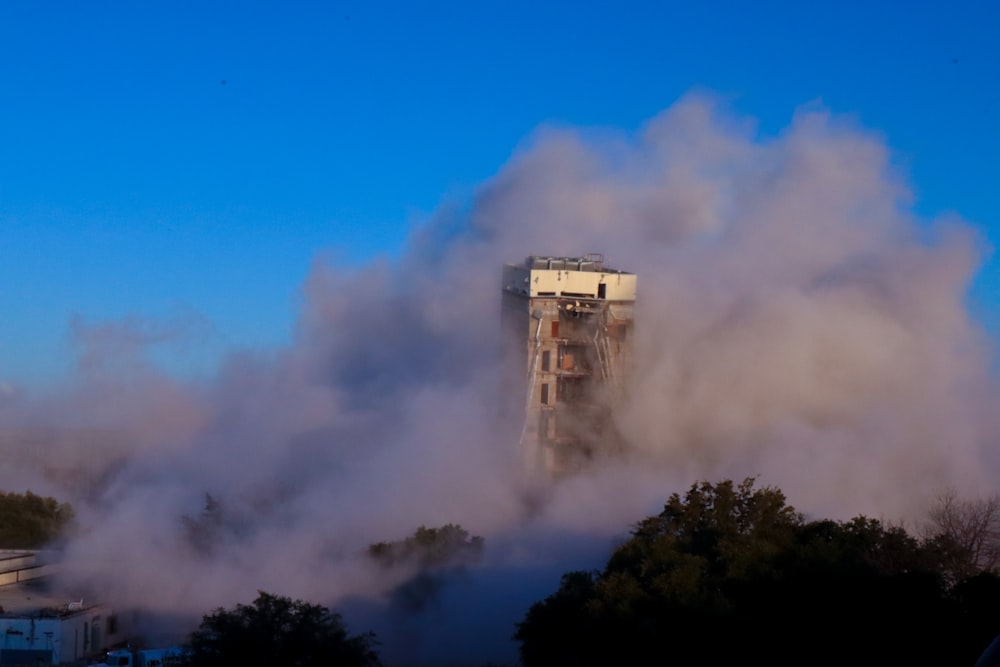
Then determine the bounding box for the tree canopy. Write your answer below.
[0,489,74,548]
[367,524,484,611]
[367,524,484,570]
[515,478,1000,666]
[183,591,381,667]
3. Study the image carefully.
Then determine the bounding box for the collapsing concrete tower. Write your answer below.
[501,254,636,476]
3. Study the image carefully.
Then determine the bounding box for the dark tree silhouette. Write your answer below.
[515,478,1000,667]
[367,524,484,611]
[184,591,380,667]
[367,524,484,569]
[924,489,1000,582]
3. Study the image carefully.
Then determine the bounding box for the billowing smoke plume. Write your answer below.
[0,93,996,661]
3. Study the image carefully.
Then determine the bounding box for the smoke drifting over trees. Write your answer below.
[0,94,996,662]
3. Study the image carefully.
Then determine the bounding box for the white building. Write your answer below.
[0,554,129,665]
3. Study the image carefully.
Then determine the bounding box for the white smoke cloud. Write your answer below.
[0,92,996,663]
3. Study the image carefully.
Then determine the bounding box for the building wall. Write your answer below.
[501,264,637,300]
[0,606,127,665]
[502,257,636,476]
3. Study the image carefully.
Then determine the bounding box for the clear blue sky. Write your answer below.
[1,0,997,388]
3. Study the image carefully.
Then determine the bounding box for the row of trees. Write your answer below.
[515,479,1000,666]
[0,489,74,548]
[178,524,487,666]
[171,483,1000,666]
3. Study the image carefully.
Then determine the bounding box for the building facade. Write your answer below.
[501,255,636,475]
[0,592,128,665]
[0,553,130,665]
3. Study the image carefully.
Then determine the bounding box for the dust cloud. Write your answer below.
[0,93,996,663]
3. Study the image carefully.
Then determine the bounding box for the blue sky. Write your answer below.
[1,0,997,388]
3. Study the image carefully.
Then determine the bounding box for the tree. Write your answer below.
[0,490,74,548]
[515,478,1000,667]
[181,493,225,555]
[183,591,381,667]
[924,489,1000,582]
[367,524,484,569]
[517,478,808,666]
[181,493,252,556]
[367,524,484,611]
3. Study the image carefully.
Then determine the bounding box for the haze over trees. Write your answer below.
[180,493,251,556]
[515,478,1000,666]
[0,490,74,548]
[367,524,484,570]
[367,524,485,612]
[166,485,1000,666]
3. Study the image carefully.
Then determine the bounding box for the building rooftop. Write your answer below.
[0,581,95,618]
[0,550,87,618]
[515,254,633,275]
[502,254,637,301]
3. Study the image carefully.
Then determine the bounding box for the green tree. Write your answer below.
[367,524,484,569]
[183,591,380,667]
[368,524,484,611]
[515,478,1000,667]
[0,490,74,548]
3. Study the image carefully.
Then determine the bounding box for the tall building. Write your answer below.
[501,254,636,475]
